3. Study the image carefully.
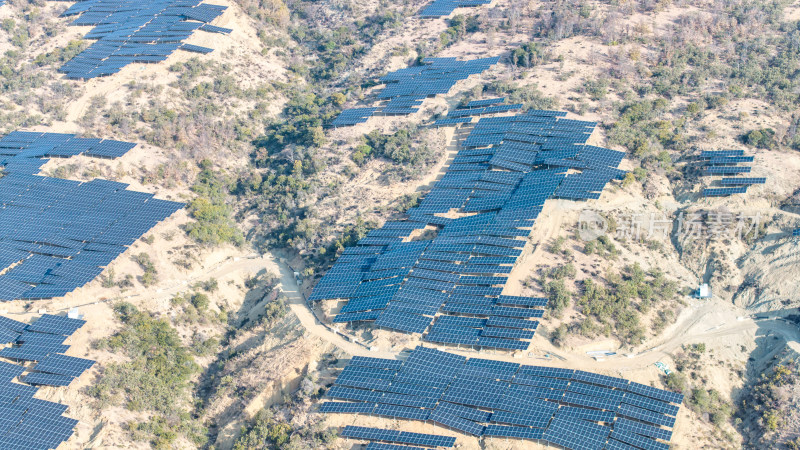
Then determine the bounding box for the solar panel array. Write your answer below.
[419,0,492,17]
[718,177,766,185]
[53,0,231,79]
[466,98,505,108]
[311,111,626,350]
[322,347,683,449]
[433,117,474,127]
[0,314,94,385]
[699,150,762,197]
[341,425,456,448]
[446,103,523,118]
[0,314,93,449]
[331,108,380,127]
[704,166,750,174]
[702,187,747,197]
[0,131,185,301]
[332,57,500,127]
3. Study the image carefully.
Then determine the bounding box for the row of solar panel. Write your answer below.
[333,57,500,126]
[448,104,523,117]
[0,314,94,449]
[0,132,185,300]
[50,0,230,79]
[465,97,505,108]
[699,149,763,198]
[702,187,748,197]
[0,314,94,383]
[323,347,683,448]
[419,0,492,17]
[699,149,744,158]
[341,426,456,447]
[316,111,624,351]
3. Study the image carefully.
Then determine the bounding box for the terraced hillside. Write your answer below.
[1,0,799,448]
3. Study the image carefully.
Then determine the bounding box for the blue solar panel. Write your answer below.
[699,149,744,158]
[22,372,75,387]
[311,111,625,351]
[434,117,475,126]
[0,316,28,333]
[480,326,534,339]
[543,416,610,450]
[331,107,380,126]
[496,295,549,307]
[555,405,615,423]
[0,133,184,301]
[610,429,670,450]
[31,353,95,378]
[490,410,551,427]
[322,347,682,447]
[615,417,673,441]
[429,408,486,435]
[483,424,544,439]
[365,443,427,450]
[466,98,505,108]
[435,401,491,422]
[52,0,231,79]
[181,43,214,54]
[719,177,766,185]
[340,426,456,447]
[699,150,758,191]
[26,314,85,336]
[374,403,432,420]
[702,187,748,197]
[333,57,500,126]
[419,0,491,17]
[0,313,92,448]
[706,156,754,164]
[349,356,404,370]
[704,166,751,174]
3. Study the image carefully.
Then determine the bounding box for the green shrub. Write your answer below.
[88,303,205,445]
[190,293,210,310]
[349,128,436,180]
[583,77,609,100]
[186,161,244,247]
[690,388,732,425]
[132,253,158,286]
[545,279,573,315]
[570,264,677,345]
[549,236,567,254]
[737,363,799,443]
[233,410,293,449]
[486,80,558,110]
[742,128,777,149]
[439,15,480,48]
[512,42,550,68]
[550,323,570,347]
[664,371,688,393]
[253,92,333,159]
[186,197,243,246]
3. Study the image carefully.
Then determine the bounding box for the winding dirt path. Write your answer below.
[269,253,800,372]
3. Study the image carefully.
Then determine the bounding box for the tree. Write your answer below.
[743,128,777,149]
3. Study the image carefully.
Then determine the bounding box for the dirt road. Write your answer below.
[270,254,800,372]
[273,257,394,357]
